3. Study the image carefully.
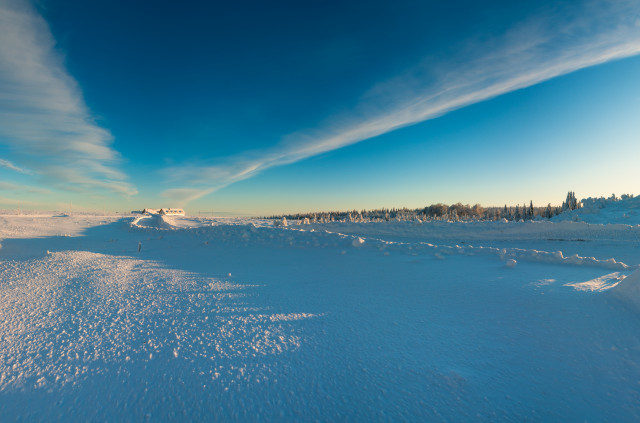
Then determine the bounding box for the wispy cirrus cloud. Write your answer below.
[162,0,640,205]
[0,181,51,194]
[0,0,136,196]
[0,158,31,174]
[0,195,46,208]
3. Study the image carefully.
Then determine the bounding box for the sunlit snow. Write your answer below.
[0,206,639,421]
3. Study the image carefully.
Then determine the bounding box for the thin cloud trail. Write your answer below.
[0,158,31,175]
[0,0,137,196]
[0,181,51,195]
[162,0,640,205]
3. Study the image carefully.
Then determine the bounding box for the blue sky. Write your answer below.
[1,0,639,214]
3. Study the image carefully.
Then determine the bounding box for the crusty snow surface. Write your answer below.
[1,212,639,421]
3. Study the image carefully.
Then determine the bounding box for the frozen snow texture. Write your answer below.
[0,251,310,393]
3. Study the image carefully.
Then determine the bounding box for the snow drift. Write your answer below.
[610,268,640,311]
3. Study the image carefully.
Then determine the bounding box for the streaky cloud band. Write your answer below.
[163,0,640,205]
[0,0,137,196]
[0,158,31,175]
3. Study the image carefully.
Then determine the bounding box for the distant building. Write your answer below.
[138,208,184,216]
[159,208,185,216]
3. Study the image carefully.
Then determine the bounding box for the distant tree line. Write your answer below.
[267,191,583,223]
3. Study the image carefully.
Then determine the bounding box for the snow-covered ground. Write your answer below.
[1,211,639,421]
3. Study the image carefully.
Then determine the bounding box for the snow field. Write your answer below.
[0,213,639,421]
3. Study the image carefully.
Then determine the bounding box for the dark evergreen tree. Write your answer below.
[529,201,534,219]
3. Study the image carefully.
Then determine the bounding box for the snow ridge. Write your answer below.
[129,218,637,271]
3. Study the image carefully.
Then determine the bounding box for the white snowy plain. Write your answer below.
[1,211,639,421]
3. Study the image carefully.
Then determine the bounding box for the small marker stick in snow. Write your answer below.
[138,241,142,253]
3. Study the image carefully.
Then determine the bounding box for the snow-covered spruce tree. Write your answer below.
[529,201,534,219]
[563,191,580,211]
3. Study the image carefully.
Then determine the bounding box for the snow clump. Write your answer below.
[274,217,288,227]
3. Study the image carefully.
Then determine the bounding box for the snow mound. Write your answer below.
[131,214,177,230]
[609,268,640,311]
[352,237,365,247]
